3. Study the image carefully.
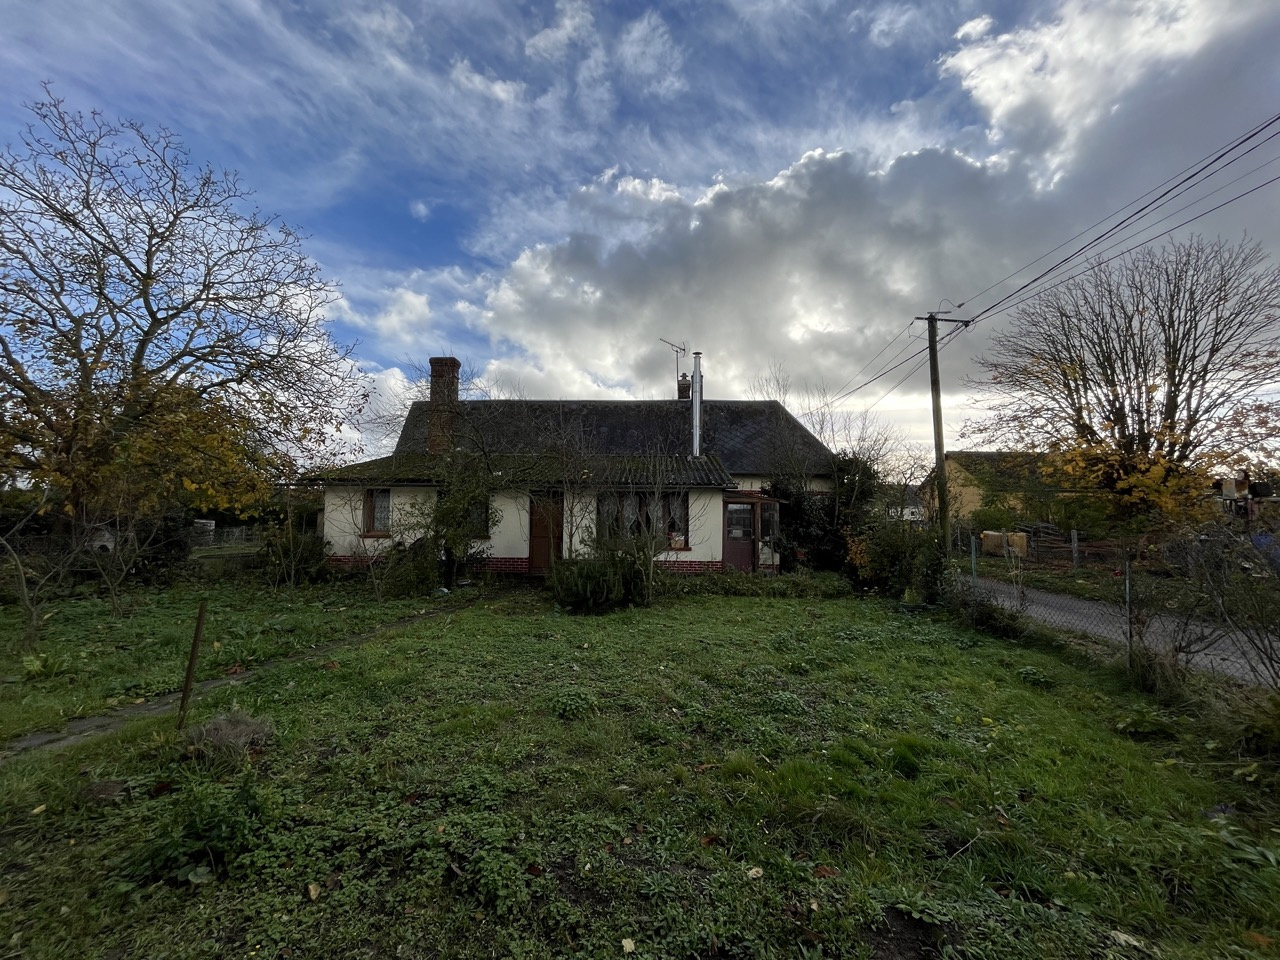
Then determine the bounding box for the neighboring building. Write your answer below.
[881,484,925,523]
[313,356,835,575]
[920,451,1073,523]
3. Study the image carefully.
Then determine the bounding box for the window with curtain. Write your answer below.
[363,488,391,535]
[597,491,689,545]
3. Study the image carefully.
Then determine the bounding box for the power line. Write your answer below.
[973,170,1280,327]
[819,319,915,403]
[963,111,1280,326]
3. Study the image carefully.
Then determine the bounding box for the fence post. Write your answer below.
[970,535,978,587]
[1071,529,1079,570]
[177,599,208,731]
[1123,558,1132,672]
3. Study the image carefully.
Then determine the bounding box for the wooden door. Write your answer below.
[529,493,564,575]
[723,502,755,572]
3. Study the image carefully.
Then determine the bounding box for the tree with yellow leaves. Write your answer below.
[966,236,1280,521]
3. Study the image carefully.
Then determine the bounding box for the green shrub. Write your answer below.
[261,527,329,586]
[943,579,1025,639]
[846,522,944,600]
[548,556,625,613]
[655,569,851,599]
[549,538,658,613]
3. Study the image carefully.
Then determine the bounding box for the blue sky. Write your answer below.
[5,0,1280,454]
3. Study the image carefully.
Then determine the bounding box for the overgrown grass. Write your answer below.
[1,589,1278,958]
[0,581,443,740]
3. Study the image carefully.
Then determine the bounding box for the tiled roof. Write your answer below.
[394,399,833,477]
[307,451,737,489]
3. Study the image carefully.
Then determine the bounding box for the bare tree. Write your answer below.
[0,89,364,526]
[966,237,1280,515]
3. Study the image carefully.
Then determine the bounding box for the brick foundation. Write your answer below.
[656,559,724,574]
[478,556,531,575]
[326,555,375,570]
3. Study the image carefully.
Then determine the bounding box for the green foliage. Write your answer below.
[261,526,329,587]
[1016,665,1056,689]
[549,687,597,720]
[765,453,880,572]
[3,588,1280,959]
[1114,704,1182,738]
[655,569,851,599]
[548,538,656,613]
[183,711,274,773]
[547,556,624,613]
[119,771,280,887]
[1234,693,1280,754]
[845,522,946,601]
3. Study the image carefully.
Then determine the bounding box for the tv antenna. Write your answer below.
[659,338,687,383]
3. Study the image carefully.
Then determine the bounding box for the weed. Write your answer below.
[183,711,273,771]
[1016,665,1056,689]
[2,589,1278,959]
[550,687,597,720]
[1114,704,1182,738]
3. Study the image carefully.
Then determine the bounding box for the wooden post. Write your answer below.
[1071,529,1079,570]
[177,600,208,731]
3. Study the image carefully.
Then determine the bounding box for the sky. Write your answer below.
[5,0,1280,458]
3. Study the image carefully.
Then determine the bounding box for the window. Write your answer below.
[363,488,391,536]
[760,501,779,542]
[597,491,689,546]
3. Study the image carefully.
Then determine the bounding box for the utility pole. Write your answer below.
[915,310,969,553]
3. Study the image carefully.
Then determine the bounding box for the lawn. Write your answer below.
[0,583,441,741]
[1,585,1278,959]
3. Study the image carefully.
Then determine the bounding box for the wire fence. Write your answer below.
[962,528,1279,689]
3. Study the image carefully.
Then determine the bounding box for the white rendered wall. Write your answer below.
[488,491,531,558]
[321,486,434,557]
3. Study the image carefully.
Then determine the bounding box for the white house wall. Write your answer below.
[488,491,530,558]
[324,485,728,566]
[321,485,435,558]
[659,489,723,563]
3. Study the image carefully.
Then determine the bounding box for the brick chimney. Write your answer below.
[427,356,461,454]
[678,373,691,400]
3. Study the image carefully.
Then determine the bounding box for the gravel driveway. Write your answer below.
[979,578,1262,683]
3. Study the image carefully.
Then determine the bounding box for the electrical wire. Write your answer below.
[963,111,1280,326]
[973,169,1280,327]
[809,112,1280,419]
[820,318,915,402]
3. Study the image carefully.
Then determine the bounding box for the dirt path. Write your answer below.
[0,598,475,764]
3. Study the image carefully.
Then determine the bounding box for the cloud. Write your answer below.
[449,58,525,104]
[525,0,594,61]
[954,15,993,42]
[409,200,431,222]
[616,10,686,100]
[939,0,1264,184]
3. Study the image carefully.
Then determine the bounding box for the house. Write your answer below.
[314,355,835,575]
[921,451,1062,522]
[881,483,925,524]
